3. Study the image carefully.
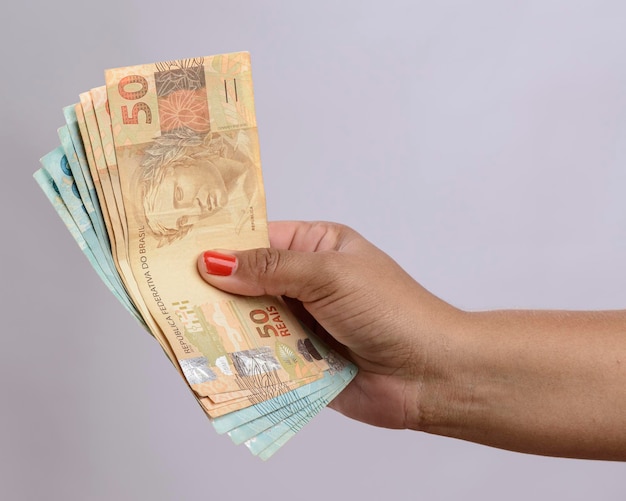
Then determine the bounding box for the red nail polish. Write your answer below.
[203,251,237,276]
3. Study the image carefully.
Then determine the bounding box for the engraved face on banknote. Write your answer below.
[139,127,256,247]
[103,55,262,248]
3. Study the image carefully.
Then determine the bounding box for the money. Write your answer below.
[34,52,357,458]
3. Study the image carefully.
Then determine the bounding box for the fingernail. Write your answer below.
[202,250,237,276]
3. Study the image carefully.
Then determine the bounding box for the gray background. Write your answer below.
[2,0,626,499]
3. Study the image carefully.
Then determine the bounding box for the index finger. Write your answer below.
[268,221,351,252]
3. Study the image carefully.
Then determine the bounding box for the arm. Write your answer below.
[431,308,626,460]
[198,221,626,460]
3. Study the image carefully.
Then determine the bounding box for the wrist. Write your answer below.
[404,307,477,433]
[409,309,626,459]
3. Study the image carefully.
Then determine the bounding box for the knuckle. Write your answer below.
[308,221,354,251]
[250,247,282,278]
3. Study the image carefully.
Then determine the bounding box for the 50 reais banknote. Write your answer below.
[34,52,357,459]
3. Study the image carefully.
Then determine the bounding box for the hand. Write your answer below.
[197,221,462,430]
[198,220,626,460]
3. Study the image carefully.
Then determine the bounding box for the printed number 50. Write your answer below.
[250,309,278,338]
[118,75,153,125]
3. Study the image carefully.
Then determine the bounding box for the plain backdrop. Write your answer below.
[2,1,626,500]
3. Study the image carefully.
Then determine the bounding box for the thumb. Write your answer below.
[197,248,336,301]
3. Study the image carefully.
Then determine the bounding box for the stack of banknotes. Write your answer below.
[34,52,357,459]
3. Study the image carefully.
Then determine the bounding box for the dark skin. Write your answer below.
[198,220,626,460]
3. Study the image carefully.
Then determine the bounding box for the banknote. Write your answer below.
[212,328,354,432]
[76,90,155,332]
[39,147,143,325]
[229,364,353,445]
[105,53,330,400]
[34,52,358,459]
[61,105,109,248]
[34,168,110,293]
[254,368,353,461]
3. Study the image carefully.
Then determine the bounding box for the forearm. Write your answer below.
[415,309,626,460]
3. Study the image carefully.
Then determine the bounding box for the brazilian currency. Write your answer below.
[34,53,357,459]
